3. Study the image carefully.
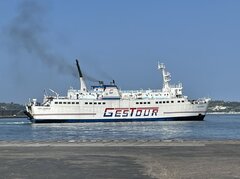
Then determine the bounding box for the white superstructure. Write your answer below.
[25,60,210,123]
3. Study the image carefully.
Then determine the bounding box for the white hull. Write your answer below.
[25,61,210,123]
[26,98,209,123]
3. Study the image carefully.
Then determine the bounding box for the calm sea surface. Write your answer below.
[0,115,239,142]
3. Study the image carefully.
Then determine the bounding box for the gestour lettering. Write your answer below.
[104,107,159,118]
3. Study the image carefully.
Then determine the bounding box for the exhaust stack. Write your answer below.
[76,59,87,92]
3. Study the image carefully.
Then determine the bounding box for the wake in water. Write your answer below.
[0,118,31,125]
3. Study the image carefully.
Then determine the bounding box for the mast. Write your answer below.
[76,59,87,92]
[158,63,171,92]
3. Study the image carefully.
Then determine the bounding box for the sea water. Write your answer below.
[0,114,239,142]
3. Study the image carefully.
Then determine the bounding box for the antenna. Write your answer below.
[49,89,59,97]
[158,62,171,91]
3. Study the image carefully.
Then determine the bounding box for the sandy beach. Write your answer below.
[0,140,240,179]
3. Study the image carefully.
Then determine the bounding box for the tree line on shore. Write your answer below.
[0,103,25,118]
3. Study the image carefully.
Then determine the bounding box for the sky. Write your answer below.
[0,0,240,104]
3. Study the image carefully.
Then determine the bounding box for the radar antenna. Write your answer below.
[158,62,171,91]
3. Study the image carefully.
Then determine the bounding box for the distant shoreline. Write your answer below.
[208,112,240,115]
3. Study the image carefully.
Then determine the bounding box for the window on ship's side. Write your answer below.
[136,102,139,104]
[140,102,143,104]
[68,102,71,104]
[163,101,165,104]
[85,102,88,105]
[98,102,101,105]
[89,102,93,105]
[55,102,58,104]
[59,102,62,104]
[171,101,174,103]
[76,102,79,104]
[182,101,185,103]
[72,102,75,104]
[159,101,162,104]
[63,102,66,104]
[167,101,169,104]
[148,102,150,104]
[156,101,158,104]
[178,101,180,103]
[94,102,97,105]
[103,102,106,105]
[144,102,147,104]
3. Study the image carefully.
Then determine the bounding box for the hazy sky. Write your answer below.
[0,0,240,104]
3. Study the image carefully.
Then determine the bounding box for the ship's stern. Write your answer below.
[24,99,38,121]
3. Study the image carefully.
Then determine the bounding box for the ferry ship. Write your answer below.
[25,60,210,123]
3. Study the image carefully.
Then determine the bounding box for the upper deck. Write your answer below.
[34,62,191,106]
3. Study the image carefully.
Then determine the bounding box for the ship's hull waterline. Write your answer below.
[27,115,205,123]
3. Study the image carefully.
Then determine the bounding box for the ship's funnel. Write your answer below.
[76,59,87,92]
[76,59,83,78]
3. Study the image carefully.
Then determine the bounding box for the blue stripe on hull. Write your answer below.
[30,115,205,123]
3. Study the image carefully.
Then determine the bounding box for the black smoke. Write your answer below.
[5,0,76,77]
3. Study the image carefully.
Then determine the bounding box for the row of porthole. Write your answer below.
[55,101,80,105]
[85,102,106,105]
[135,100,185,105]
[54,101,106,105]
[136,102,151,105]
[54,100,185,105]
[156,100,185,104]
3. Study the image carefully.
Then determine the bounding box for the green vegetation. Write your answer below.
[208,100,240,113]
[0,103,25,118]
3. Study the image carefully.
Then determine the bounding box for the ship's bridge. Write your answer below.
[92,84,121,100]
[66,84,121,100]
